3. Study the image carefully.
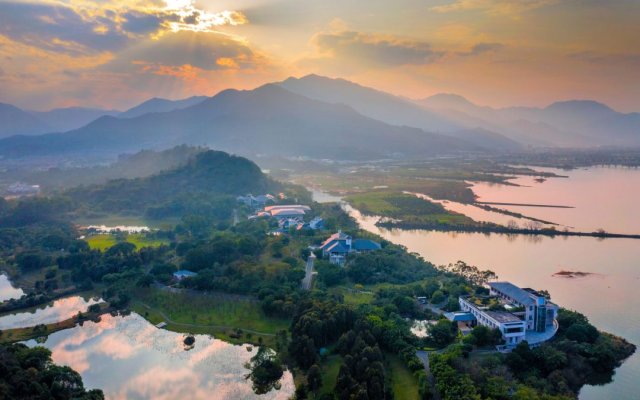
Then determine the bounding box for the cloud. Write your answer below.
[431,0,558,16]
[0,0,248,55]
[457,42,504,57]
[310,30,444,68]
[107,30,262,72]
[0,1,126,54]
[568,51,640,67]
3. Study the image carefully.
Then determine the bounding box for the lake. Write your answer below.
[25,312,295,400]
[331,166,640,400]
[0,273,24,302]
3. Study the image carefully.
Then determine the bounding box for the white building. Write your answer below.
[459,297,527,347]
[456,281,559,349]
[488,282,558,333]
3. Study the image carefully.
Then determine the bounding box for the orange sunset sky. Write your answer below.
[1,0,638,112]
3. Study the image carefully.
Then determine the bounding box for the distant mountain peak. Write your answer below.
[422,93,477,108]
[545,99,615,114]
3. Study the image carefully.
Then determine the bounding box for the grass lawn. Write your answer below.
[86,234,168,251]
[329,287,374,306]
[319,355,343,396]
[387,353,421,400]
[132,288,290,335]
[345,190,475,226]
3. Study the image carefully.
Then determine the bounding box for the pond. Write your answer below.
[25,313,295,400]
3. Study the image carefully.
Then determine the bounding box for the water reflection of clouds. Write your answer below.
[0,274,25,302]
[28,313,294,400]
[0,296,102,329]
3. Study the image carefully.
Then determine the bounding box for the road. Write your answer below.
[301,254,316,290]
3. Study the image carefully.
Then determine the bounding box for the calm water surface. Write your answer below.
[332,168,640,400]
[26,313,295,400]
[0,296,103,329]
[471,166,640,234]
[0,273,24,302]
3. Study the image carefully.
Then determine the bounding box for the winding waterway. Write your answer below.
[318,166,640,400]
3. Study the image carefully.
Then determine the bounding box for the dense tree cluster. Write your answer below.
[0,343,103,399]
[347,246,438,285]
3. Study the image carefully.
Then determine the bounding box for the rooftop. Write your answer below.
[445,312,476,322]
[271,208,306,216]
[325,241,350,254]
[174,270,198,278]
[320,231,351,248]
[489,282,536,306]
[485,311,523,324]
[352,239,381,251]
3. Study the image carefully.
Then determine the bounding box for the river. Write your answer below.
[317,166,640,400]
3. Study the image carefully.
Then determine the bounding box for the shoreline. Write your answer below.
[376,221,640,239]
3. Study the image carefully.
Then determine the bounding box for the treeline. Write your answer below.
[0,343,104,399]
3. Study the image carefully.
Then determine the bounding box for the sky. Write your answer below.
[0,0,638,112]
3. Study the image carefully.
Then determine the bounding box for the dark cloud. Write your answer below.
[313,30,443,67]
[121,11,165,35]
[457,42,504,57]
[0,1,247,56]
[0,1,127,54]
[106,31,259,72]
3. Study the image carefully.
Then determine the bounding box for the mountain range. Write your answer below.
[419,94,639,147]
[0,74,637,161]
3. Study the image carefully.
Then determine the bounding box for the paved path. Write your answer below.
[301,254,316,290]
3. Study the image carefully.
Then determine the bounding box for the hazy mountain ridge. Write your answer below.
[279,75,521,151]
[0,103,52,138]
[30,107,120,132]
[118,96,208,119]
[17,145,205,191]
[420,95,639,147]
[1,75,637,161]
[0,84,481,160]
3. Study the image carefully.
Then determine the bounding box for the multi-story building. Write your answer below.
[454,281,559,349]
[488,282,558,333]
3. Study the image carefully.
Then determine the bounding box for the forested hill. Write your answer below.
[68,150,282,216]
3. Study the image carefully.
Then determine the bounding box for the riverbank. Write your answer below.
[0,302,112,344]
[377,220,640,239]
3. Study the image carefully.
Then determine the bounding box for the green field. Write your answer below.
[387,354,421,400]
[329,287,374,306]
[346,190,476,226]
[319,355,343,395]
[86,234,169,251]
[132,288,290,335]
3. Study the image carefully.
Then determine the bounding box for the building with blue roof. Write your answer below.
[173,270,198,280]
[319,231,381,266]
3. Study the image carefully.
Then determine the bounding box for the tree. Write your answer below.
[430,290,445,304]
[245,347,284,394]
[429,320,457,348]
